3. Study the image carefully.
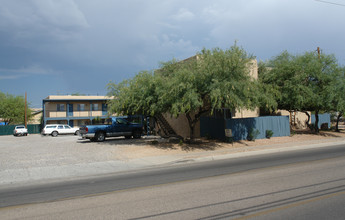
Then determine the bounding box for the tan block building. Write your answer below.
[43,95,113,127]
[276,110,311,129]
[29,108,43,124]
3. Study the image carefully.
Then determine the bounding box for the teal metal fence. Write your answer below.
[0,124,41,136]
[200,116,290,141]
[311,113,331,129]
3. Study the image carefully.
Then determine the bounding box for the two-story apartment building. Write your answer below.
[42,95,112,127]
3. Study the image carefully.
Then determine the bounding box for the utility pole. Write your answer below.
[317,47,321,59]
[25,92,27,128]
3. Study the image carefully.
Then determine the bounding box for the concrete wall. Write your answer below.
[162,113,201,139]
[233,108,260,119]
[29,108,42,124]
[276,110,310,129]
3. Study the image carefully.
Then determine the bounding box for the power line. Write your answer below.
[315,0,345,7]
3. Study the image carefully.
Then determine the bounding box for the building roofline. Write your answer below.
[43,95,113,101]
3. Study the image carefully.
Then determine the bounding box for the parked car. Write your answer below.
[42,124,79,137]
[13,125,28,136]
[79,116,143,142]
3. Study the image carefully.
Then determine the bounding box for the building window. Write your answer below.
[92,103,99,111]
[57,104,65,112]
[77,104,85,111]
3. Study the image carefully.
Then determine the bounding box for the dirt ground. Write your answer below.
[117,130,345,159]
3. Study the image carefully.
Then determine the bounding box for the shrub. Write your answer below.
[150,140,159,145]
[290,129,296,136]
[320,123,329,130]
[247,128,260,141]
[266,130,273,139]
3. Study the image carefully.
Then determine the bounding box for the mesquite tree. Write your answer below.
[108,44,276,139]
[260,51,342,133]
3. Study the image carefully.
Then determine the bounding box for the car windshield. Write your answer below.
[16,126,25,129]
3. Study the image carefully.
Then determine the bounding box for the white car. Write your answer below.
[42,124,79,137]
[13,125,28,136]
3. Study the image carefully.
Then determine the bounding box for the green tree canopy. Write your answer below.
[260,50,343,132]
[108,44,276,139]
[330,69,345,131]
[0,91,31,125]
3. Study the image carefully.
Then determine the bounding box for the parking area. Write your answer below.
[0,134,155,171]
[2,131,345,187]
[3,131,345,172]
[0,134,171,186]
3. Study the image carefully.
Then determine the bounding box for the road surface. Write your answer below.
[1,144,345,219]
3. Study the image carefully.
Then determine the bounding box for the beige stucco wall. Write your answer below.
[248,59,258,79]
[162,113,201,139]
[233,108,260,119]
[276,110,311,129]
[29,109,42,124]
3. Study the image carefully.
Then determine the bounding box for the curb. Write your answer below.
[1,137,344,189]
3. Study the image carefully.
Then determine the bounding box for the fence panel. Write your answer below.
[201,116,290,141]
[0,125,16,135]
[27,124,41,134]
[0,124,41,136]
[311,113,330,129]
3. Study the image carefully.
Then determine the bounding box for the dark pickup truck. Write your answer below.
[79,116,143,142]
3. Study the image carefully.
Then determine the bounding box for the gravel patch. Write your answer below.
[1,131,345,169]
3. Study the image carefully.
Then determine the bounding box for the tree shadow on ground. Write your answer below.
[180,139,222,151]
[292,129,345,137]
[76,136,259,151]
[77,136,224,152]
[77,137,152,146]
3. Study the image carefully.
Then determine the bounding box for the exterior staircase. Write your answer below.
[290,111,296,126]
[155,114,178,137]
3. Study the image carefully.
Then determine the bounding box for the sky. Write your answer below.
[1,0,345,108]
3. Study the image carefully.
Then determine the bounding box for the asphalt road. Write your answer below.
[1,144,345,219]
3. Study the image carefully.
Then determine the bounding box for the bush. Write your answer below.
[247,128,260,141]
[320,123,329,130]
[290,129,296,136]
[266,130,273,139]
[150,140,159,145]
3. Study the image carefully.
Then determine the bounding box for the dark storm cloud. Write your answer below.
[0,0,345,107]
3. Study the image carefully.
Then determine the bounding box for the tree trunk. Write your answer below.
[315,110,319,133]
[185,107,209,140]
[189,124,195,140]
[336,112,342,132]
[186,113,195,140]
